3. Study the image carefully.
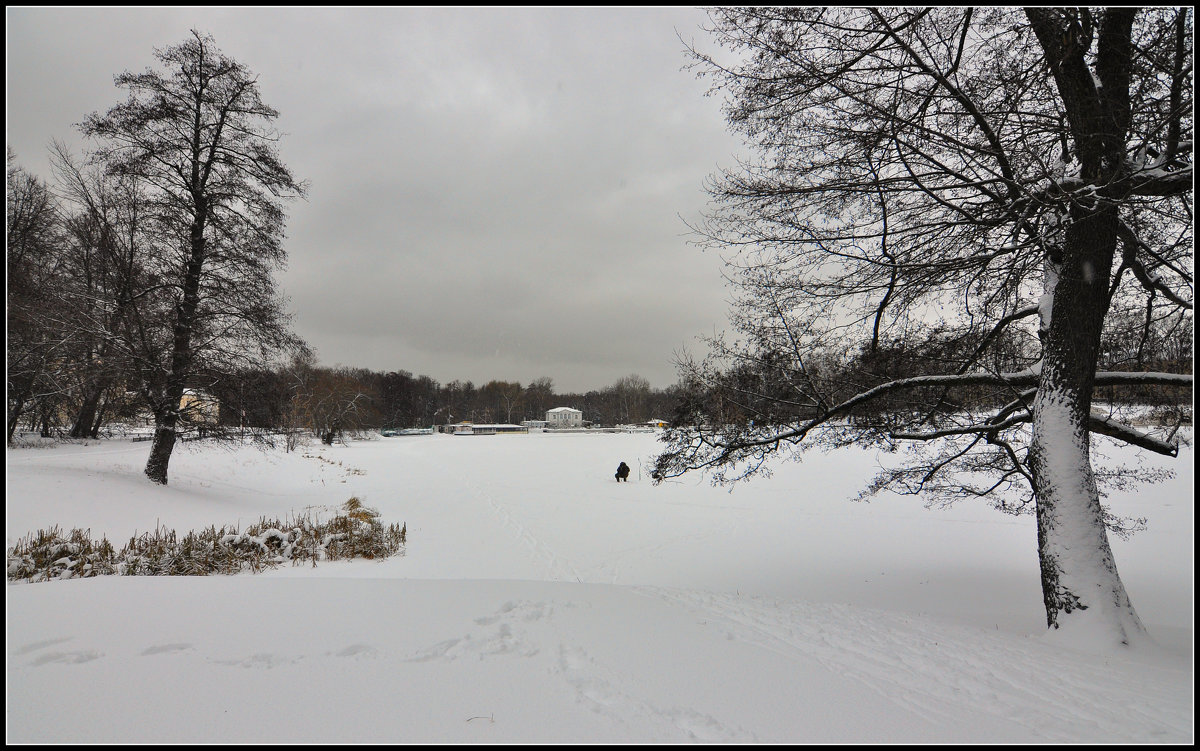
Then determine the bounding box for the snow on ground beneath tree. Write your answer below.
[5,431,1193,742]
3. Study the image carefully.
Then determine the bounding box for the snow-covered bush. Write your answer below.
[4,527,119,580]
[6,498,406,582]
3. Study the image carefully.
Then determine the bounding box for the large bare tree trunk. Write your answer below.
[1028,207,1146,646]
[141,186,206,484]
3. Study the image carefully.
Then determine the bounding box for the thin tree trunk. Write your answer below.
[90,394,109,438]
[7,391,29,443]
[145,413,178,484]
[39,405,53,437]
[1028,206,1146,646]
[73,323,122,438]
[70,384,106,438]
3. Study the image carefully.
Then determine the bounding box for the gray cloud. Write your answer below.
[6,6,740,392]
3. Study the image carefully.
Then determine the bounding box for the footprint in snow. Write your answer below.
[213,653,301,669]
[331,643,379,659]
[141,643,193,656]
[31,650,103,666]
[14,637,74,655]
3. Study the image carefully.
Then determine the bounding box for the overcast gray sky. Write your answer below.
[6,6,743,393]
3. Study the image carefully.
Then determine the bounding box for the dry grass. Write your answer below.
[6,498,406,582]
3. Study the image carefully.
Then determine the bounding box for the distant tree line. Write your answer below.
[209,361,681,445]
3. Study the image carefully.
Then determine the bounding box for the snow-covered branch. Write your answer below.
[1087,415,1181,457]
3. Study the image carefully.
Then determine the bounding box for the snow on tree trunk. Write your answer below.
[1029,391,1146,647]
[144,419,177,485]
[1027,206,1147,648]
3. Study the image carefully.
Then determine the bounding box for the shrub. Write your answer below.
[6,498,406,582]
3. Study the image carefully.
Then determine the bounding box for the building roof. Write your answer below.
[547,407,581,413]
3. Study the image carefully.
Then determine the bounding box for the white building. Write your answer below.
[546,407,583,428]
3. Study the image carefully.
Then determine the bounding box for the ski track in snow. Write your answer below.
[457,473,585,584]
[641,587,1190,742]
[397,597,753,741]
[594,531,721,586]
[554,643,754,741]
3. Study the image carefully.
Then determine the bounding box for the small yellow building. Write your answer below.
[180,389,219,425]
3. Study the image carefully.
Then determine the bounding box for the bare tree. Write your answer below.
[524,376,556,419]
[480,380,524,424]
[610,374,652,424]
[6,149,71,442]
[80,30,307,483]
[291,362,378,445]
[655,8,1192,646]
[46,144,154,439]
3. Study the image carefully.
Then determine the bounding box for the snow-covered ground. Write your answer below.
[6,430,1193,742]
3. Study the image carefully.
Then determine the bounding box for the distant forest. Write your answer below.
[212,366,681,435]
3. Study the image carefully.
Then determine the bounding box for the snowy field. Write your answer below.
[6,430,1193,743]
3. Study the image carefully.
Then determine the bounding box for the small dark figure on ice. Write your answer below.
[615,461,631,482]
